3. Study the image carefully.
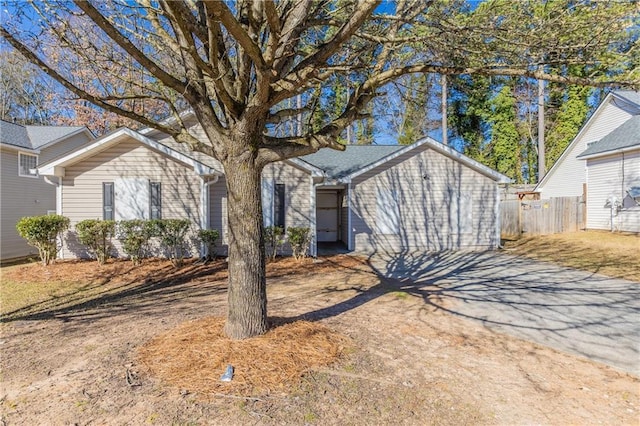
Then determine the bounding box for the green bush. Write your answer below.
[263,225,285,260]
[75,219,116,264]
[287,226,311,260]
[16,215,70,265]
[198,228,220,261]
[152,219,191,267]
[117,220,155,265]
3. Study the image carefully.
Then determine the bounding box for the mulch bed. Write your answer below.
[138,316,351,397]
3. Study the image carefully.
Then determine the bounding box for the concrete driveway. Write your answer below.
[367,251,640,376]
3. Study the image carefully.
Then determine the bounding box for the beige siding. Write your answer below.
[540,101,634,198]
[1,147,57,260]
[60,139,203,259]
[586,150,640,233]
[204,161,312,256]
[39,131,93,164]
[208,175,228,255]
[262,161,312,228]
[351,145,499,253]
[153,124,225,170]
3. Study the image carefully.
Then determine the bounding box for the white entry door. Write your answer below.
[317,191,339,242]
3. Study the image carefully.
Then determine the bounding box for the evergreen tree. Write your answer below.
[448,74,493,163]
[545,85,592,168]
[487,84,523,183]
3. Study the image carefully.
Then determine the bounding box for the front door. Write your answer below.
[317,191,339,242]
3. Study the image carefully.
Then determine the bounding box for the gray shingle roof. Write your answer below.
[26,125,85,148]
[300,145,405,178]
[0,120,31,149]
[614,90,640,107]
[578,115,640,158]
[0,119,86,150]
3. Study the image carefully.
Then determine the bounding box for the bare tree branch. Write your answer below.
[73,0,187,94]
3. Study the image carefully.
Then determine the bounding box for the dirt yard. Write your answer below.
[1,255,638,425]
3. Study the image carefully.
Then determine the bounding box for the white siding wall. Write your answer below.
[1,148,56,260]
[540,101,634,198]
[60,140,203,259]
[340,190,349,245]
[350,146,499,253]
[586,150,640,233]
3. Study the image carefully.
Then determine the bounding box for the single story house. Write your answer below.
[39,122,510,259]
[577,115,640,233]
[0,120,94,261]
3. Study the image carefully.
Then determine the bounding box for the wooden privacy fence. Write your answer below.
[501,196,585,238]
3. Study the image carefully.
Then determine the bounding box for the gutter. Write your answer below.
[577,145,640,160]
[43,175,64,258]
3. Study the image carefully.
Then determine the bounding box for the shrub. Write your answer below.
[287,227,311,260]
[16,215,70,265]
[153,219,191,267]
[198,228,220,261]
[75,219,116,264]
[263,225,285,260]
[117,220,155,265]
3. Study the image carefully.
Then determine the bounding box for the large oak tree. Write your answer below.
[2,0,637,338]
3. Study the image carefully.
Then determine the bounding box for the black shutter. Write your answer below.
[103,182,114,220]
[150,182,162,219]
[274,183,285,228]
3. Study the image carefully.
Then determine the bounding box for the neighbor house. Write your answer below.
[534,90,640,233]
[38,119,510,259]
[0,120,94,261]
[535,90,640,199]
[577,115,640,233]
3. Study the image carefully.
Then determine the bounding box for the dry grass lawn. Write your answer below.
[503,230,640,282]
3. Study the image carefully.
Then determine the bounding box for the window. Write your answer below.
[103,182,114,220]
[114,178,150,220]
[625,186,640,208]
[18,152,38,177]
[274,184,285,228]
[150,182,162,219]
[262,179,286,228]
[376,187,400,234]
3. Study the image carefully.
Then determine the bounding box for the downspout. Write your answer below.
[310,178,317,258]
[495,183,502,249]
[44,176,64,258]
[346,179,353,251]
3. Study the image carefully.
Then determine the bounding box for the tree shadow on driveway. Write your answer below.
[294,250,640,376]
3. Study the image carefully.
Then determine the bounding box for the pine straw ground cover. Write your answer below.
[138,316,350,398]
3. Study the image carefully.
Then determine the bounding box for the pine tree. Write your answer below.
[487,84,523,183]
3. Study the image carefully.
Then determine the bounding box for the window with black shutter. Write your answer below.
[103,182,114,220]
[150,182,162,219]
[274,183,285,228]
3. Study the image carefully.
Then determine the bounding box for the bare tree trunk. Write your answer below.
[537,77,546,182]
[223,151,268,339]
[441,74,448,145]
